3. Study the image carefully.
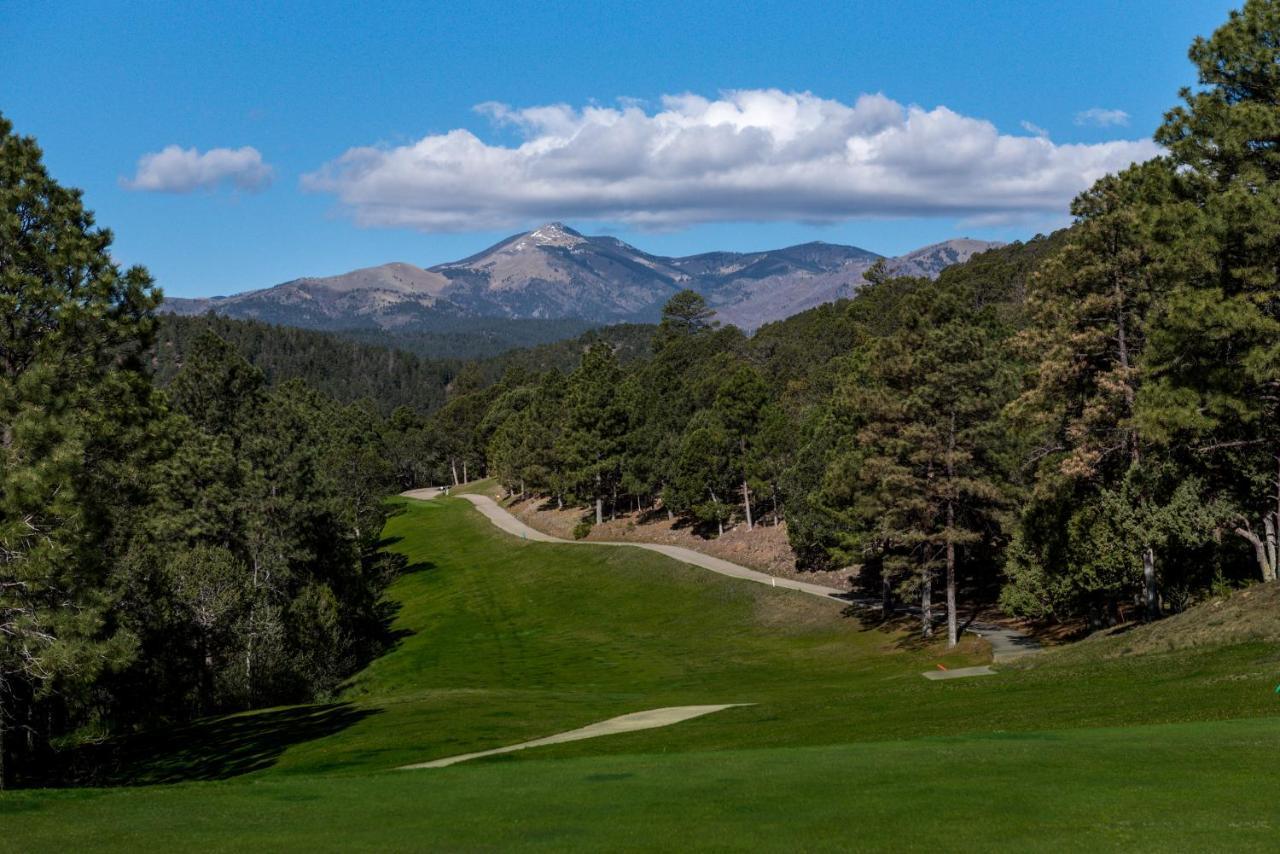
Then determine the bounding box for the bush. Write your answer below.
[572,520,593,540]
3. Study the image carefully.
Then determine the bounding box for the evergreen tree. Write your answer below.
[655,289,717,345]
[0,115,160,785]
[1004,163,1179,620]
[713,367,769,529]
[667,410,737,536]
[563,343,628,525]
[1139,0,1280,583]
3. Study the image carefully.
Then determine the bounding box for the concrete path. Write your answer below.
[399,705,748,769]
[922,665,996,680]
[401,489,1041,664]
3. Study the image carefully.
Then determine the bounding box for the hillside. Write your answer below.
[153,314,658,416]
[337,316,598,361]
[161,223,1000,334]
[1039,581,1280,662]
[152,314,459,415]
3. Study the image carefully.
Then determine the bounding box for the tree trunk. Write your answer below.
[245,626,254,704]
[462,459,468,484]
[946,505,958,648]
[450,458,459,487]
[1114,272,1141,465]
[1269,453,1280,581]
[1142,546,1158,621]
[1265,515,1278,581]
[742,479,754,531]
[595,497,603,526]
[246,557,259,703]
[945,412,958,648]
[0,698,7,791]
[1235,525,1277,583]
[709,488,723,536]
[920,565,933,638]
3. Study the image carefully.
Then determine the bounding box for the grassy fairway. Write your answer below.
[5,497,1280,850]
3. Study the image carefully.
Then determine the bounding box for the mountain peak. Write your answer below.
[519,221,585,249]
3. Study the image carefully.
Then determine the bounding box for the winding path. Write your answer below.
[401,488,1040,663]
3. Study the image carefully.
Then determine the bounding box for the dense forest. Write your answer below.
[337,317,599,361]
[0,117,402,786]
[154,314,458,414]
[153,314,657,418]
[393,2,1280,645]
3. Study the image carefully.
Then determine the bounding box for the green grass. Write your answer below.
[6,497,1280,851]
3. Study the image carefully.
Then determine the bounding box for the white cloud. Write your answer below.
[303,89,1160,231]
[1074,107,1131,128]
[123,145,273,193]
[1020,120,1050,138]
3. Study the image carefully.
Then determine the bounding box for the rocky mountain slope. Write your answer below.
[163,223,1000,332]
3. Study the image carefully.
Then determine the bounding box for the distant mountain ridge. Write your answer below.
[163,223,1002,332]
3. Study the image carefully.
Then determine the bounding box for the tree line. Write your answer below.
[396,1,1280,645]
[153,313,657,420]
[0,117,401,787]
[153,314,458,415]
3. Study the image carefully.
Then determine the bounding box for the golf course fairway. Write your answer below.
[4,496,1278,851]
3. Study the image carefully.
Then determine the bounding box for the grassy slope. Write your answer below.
[5,498,1280,850]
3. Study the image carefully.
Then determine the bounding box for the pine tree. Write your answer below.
[1005,162,1179,619]
[0,115,160,785]
[713,367,769,530]
[1139,0,1280,583]
[831,277,1014,644]
[563,343,628,525]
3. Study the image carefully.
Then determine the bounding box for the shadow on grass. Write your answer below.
[53,703,382,788]
[840,603,984,653]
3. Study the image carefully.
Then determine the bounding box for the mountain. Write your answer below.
[163,262,454,330]
[429,223,686,319]
[887,238,1004,279]
[161,223,1002,333]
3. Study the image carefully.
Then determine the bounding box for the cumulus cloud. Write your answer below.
[123,145,273,193]
[1074,107,1131,128]
[302,90,1159,231]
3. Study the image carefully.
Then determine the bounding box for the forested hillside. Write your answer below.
[0,118,402,787]
[154,313,658,418]
[397,0,1280,644]
[154,314,459,414]
[336,317,599,361]
[394,241,1063,646]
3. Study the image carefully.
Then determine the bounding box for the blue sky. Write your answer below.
[1,0,1237,298]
